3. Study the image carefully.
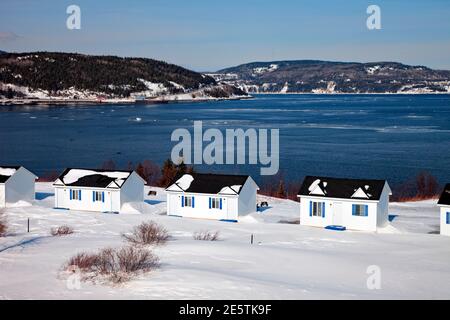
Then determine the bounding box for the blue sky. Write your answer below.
[1,0,450,71]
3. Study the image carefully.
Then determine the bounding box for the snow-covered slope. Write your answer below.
[0,183,449,299]
[213,60,450,94]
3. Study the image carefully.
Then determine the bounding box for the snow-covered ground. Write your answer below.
[0,183,449,300]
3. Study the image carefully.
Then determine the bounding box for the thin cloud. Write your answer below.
[0,31,20,42]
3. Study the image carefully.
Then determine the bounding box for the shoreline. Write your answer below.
[249,91,450,95]
[1,92,449,106]
[0,95,252,107]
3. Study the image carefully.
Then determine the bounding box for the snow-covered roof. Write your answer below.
[298,176,389,201]
[54,168,133,189]
[166,173,251,195]
[0,166,20,184]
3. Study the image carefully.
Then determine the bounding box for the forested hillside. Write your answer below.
[0,52,216,98]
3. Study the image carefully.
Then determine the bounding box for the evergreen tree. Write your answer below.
[158,159,177,187]
[136,162,145,181]
[127,161,134,171]
[186,165,195,175]
[176,158,187,175]
[276,180,286,198]
[6,88,14,99]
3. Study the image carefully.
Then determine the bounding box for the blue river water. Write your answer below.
[0,94,449,186]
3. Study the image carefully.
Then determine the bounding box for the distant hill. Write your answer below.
[0,50,7,55]
[210,60,450,94]
[0,51,245,99]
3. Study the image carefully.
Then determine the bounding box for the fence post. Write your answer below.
[27,218,30,233]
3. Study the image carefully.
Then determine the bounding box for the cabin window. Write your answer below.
[209,197,223,210]
[310,201,325,217]
[93,191,104,202]
[70,189,81,201]
[352,204,369,216]
[447,212,450,224]
[183,196,194,208]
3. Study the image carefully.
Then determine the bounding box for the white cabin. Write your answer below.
[297,176,392,232]
[165,173,259,222]
[0,166,37,207]
[437,184,450,236]
[53,168,145,213]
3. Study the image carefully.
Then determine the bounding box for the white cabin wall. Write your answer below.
[166,193,176,216]
[110,191,121,212]
[227,197,239,221]
[166,192,238,221]
[237,178,258,216]
[441,206,450,236]
[5,167,35,206]
[53,187,119,213]
[54,187,66,209]
[0,185,5,207]
[376,184,390,228]
[300,197,333,228]
[120,172,144,209]
[300,196,378,231]
[342,201,378,231]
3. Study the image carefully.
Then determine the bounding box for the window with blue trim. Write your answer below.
[310,201,325,217]
[183,196,194,208]
[93,191,103,202]
[210,197,222,210]
[352,204,368,216]
[70,189,81,201]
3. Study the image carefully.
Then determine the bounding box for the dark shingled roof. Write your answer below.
[56,168,133,188]
[0,176,10,184]
[298,176,388,201]
[169,173,250,194]
[65,174,117,188]
[0,166,21,184]
[438,184,450,206]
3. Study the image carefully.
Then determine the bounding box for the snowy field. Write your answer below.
[0,183,449,300]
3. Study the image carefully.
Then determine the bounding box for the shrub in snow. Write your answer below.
[0,211,7,237]
[66,252,99,271]
[193,231,220,241]
[51,225,74,236]
[65,246,159,284]
[122,221,169,246]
